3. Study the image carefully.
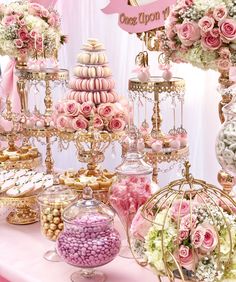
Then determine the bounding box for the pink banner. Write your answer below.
[102,0,176,33]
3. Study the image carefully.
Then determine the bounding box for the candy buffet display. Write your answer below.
[128,74,189,183]
[0,169,54,224]
[56,187,121,282]
[109,126,152,258]
[130,162,236,282]
[37,185,77,262]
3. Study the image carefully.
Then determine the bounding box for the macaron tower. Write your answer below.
[54,38,129,134]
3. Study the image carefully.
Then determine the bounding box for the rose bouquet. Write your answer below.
[130,190,236,281]
[53,98,129,134]
[161,0,236,71]
[0,0,66,58]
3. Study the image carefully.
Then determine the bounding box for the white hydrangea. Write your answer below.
[194,0,227,11]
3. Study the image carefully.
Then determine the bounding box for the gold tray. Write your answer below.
[0,155,42,170]
[129,76,185,94]
[145,146,189,164]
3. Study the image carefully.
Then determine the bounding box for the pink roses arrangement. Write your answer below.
[0,1,66,58]
[54,99,127,133]
[162,0,236,71]
[131,194,236,281]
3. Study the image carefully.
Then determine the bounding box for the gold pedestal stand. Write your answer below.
[128,77,188,183]
[17,68,69,174]
[57,126,121,202]
[0,195,38,225]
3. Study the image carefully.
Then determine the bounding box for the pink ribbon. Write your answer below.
[1,59,21,113]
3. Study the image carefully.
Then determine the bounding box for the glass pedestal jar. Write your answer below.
[56,187,121,282]
[109,126,153,258]
[37,185,77,262]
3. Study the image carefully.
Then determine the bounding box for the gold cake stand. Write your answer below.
[0,195,39,225]
[129,76,188,183]
[16,68,69,174]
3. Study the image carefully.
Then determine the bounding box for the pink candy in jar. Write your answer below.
[56,214,121,268]
[109,175,152,228]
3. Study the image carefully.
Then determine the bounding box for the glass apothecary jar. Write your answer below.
[56,187,121,282]
[37,185,77,262]
[109,126,153,258]
[216,89,236,176]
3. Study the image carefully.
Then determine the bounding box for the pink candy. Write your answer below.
[56,214,121,268]
[109,176,152,228]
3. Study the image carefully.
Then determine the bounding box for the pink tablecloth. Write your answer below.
[0,219,158,282]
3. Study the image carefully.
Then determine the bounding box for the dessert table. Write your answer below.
[0,219,157,282]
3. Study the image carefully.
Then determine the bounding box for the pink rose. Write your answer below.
[178,229,189,242]
[54,101,64,114]
[108,117,126,133]
[2,15,17,26]
[213,5,228,22]
[97,103,114,118]
[210,28,220,37]
[198,16,215,32]
[30,30,37,39]
[29,3,43,16]
[93,114,104,130]
[191,226,205,248]
[41,9,49,18]
[176,21,201,46]
[56,115,69,131]
[71,115,88,130]
[177,246,196,271]
[18,28,29,42]
[130,206,152,240]
[219,19,236,42]
[199,223,218,253]
[14,39,23,49]
[64,100,80,117]
[217,59,231,71]
[170,200,190,220]
[180,214,198,230]
[219,47,231,59]
[201,32,222,50]
[80,102,94,118]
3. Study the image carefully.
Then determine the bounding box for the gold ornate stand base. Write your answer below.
[59,165,116,203]
[0,195,39,225]
[7,206,38,225]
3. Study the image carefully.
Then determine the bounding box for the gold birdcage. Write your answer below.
[129,162,236,282]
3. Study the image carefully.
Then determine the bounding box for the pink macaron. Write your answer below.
[101,91,107,103]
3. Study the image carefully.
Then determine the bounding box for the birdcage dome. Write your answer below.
[130,162,236,282]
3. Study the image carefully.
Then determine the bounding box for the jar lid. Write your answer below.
[37,185,77,205]
[62,187,115,225]
[116,126,153,176]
